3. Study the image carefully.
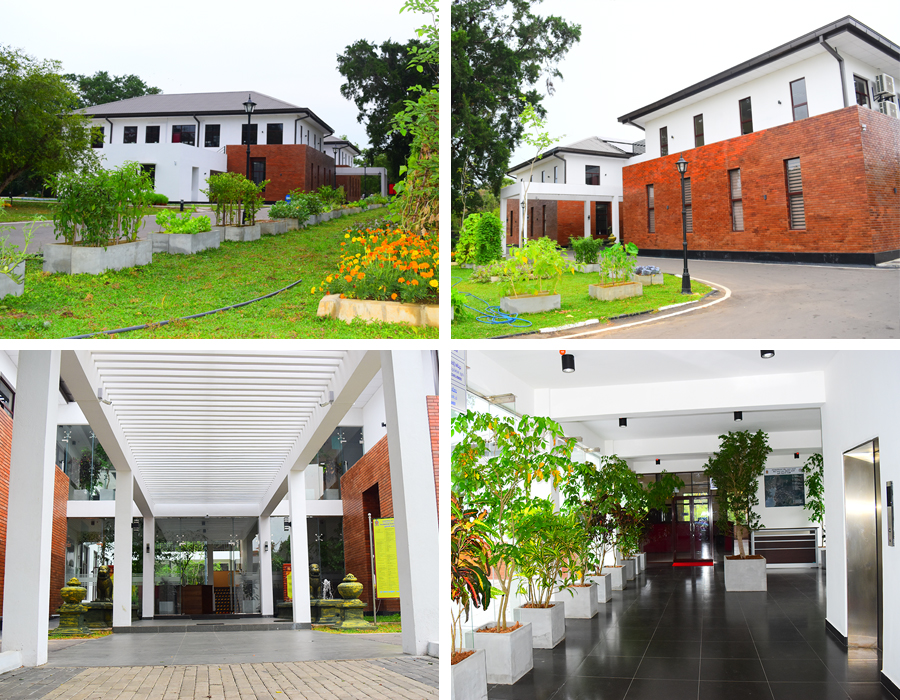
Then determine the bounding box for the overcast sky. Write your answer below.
[507,0,899,164]
[2,0,424,151]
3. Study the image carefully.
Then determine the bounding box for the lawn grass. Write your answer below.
[0,209,438,338]
[312,613,402,635]
[0,199,57,223]
[451,266,712,339]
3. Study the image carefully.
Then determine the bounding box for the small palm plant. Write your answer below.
[451,492,493,660]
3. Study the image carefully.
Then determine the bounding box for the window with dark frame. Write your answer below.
[123,126,137,144]
[140,164,156,189]
[647,184,655,233]
[145,125,160,143]
[660,127,668,156]
[92,126,104,148]
[853,75,870,107]
[684,177,693,232]
[267,123,284,145]
[172,124,196,146]
[542,204,546,237]
[729,169,744,231]
[204,124,220,148]
[553,165,558,183]
[241,123,258,145]
[250,158,266,187]
[585,165,600,185]
[790,78,809,121]
[0,375,14,417]
[785,158,805,229]
[693,115,704,147]
[739,97,753,134]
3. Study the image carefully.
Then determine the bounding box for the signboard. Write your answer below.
[764,467,805,507]
[372,518,400,598]
[285,194,291,203]
[284,563,292,600]
[450,350,467,413]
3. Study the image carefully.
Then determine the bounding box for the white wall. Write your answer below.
[821,351,900,687]
[361,384,387,453]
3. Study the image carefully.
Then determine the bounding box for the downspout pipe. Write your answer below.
[105,118,113,144]
[820,37,849,108]
[193,115,201,147]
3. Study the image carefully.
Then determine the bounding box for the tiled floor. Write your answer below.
[488,565,894,700]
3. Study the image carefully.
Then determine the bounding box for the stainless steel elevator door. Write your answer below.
[843,439,882,650]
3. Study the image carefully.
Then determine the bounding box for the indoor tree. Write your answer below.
[450,492,493,658]
[802,453,825,545]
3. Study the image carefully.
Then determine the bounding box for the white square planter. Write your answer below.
[585,574,612,603]
[623,559,636,580]
[818,548,826,569]
[724,556,767,591]
[601,566,626,590]
[499,292,561,315]
[589,281,643,301]
[0,262,25,298]
[513,603,566,649]
[43,240,152,275]
[258,221,281,235]
[224,225,261,242]
[149,229,220,255]
[636,273,664,285]
[554,585,597,619]
[473,621,533,685]
[639,553,647,571]
[451,649,488,700]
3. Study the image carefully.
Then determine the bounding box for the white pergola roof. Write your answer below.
[59,349,382,517]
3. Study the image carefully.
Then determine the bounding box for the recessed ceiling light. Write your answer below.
[761,350,775,359]
[619,417,627,428]
[561,351,575,373]
[734,411,743,422]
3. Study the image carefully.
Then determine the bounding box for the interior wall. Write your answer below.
[821,351,899,686]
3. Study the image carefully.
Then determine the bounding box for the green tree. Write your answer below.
[64,70,161,108]
[0,46,98,195]
[451,0,581,216]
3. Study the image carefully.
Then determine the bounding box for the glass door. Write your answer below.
[674,495,712,561]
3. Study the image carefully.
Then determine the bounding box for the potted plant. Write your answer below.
[454,213,480,268]
[801,453,825,568]
[589,241,643,301]
[570,237,602,273]
[498,237,576,315]
[703,430,772,591]
[451,493,492,700]
[0,216,47,298]
[149,208,219,254]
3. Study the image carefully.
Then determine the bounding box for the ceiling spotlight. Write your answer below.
[560,350,575,373]
[619,417,627,428]
[734,411,743,422]
[319,390,335,407]
[761,350,775,359]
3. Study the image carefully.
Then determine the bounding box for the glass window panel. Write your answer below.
[693,115,704,147]
[241,123,258,145]
[732,200,744,231]
[57,425,117,500]
[172,124,195,146]
[585,165,600,185]
[145,125,160,144]
[204,124,220,148]
[739,97,753,134]
[123,126,137,144]
[92,126,104,148]
[660,127,668,156]
[267,123,284,145]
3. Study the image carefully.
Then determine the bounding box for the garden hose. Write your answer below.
[63,279,303,339]
[452,276,532,329]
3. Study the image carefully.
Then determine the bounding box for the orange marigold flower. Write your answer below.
[398,277,405,283]
[391,293,398,300]
[344,275,353,283]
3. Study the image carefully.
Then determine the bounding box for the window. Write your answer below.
[693,115,704,147]
[0,375,14,417]
[541,170,545,183]
[729,169,744,231]
[853,75,870,107]
[204,124,220,148]
[141,164,156,189]
[267,123,283,145]
[145,125,160,144]
[739,97,753,135]
[92,126,104,148]
[542,205,546,237]
[529,206,534,238]
[660,127,668,156]
[250,158,266,187]
[123,126,137,144]
[172,124,195,146]
[647,184,655,233]
[790,78,808,121]
[241,123,258,145]
[683,177,693,232]
[553,165,558,183]
[585,165,600,185]
[785,158,805,229]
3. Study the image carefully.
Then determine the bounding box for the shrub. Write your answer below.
[599,242,639,283]
[454,213,481,265]
[202,172,269,226]
[571,237,601,264]
[473,213,503,265]
[148,193,169,206]
[154,209,211,234]
[317,185,346,210]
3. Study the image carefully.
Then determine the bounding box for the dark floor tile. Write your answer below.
[625,678,699,700]
[594,638,651,657]
[700,657,767,682]
[645,639,701,658]
[762,658,833,683]
[573,654,642,678]
[605,626,656,641]
[635,656,700,680]
[554,676,632,700]
[842,682,900,700]
[769,682,850,700]
[749,624,807,643]
[699,680,775,699]
[700,640,758,659]
[827,661,885,683]
[703,625,754,642]
[487,671,565,700]
[653,625,702,642]
[754,640,819,660]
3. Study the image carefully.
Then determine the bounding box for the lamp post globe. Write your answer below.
[676,155,692,294]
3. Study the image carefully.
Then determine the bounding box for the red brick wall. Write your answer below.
[225,145,336,202]
[427,396,439,517]
[557,201,583,248]
[505,199,624,248]
[622,105,899,262]
[335,166,361,202]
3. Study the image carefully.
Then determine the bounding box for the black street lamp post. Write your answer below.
[675,155,692,294]
[243,94,256,182]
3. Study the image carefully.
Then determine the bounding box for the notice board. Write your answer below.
[373,518,400,598]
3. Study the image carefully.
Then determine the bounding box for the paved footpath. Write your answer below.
[0,658,438,700]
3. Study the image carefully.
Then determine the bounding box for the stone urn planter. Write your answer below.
[317,294,438,327]
[149,229,220,255]
[451,649,488,700]
[499,292,561,315]
[601,565,627,590]
[57,577,90,636]
[554,584,597,619]
[589,281,643,301]
[0,262,25,299]
[725,555,767,591]
[224,224,261,242]
[513,603,566,649]
[585,574,612,603]
[473,621,533,685]
[43,239,152,275]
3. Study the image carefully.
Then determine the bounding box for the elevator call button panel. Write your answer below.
[887,481,894,547]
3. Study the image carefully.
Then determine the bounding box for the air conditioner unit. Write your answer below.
[875,73,896,97]
[877,101,899,118]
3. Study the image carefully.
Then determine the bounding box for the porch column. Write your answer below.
[142,515,155,618]
[612,196,620,242]
[113,469,134,627]
[259,515,274,616]
[380,350,439,656]
[584,200,591,238]
[519,180,527,244]
[500,193,508,256]
[2,350,60,667]
[287,470,311,625]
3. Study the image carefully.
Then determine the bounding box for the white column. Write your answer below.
[206,544,215,586]
[113,469,133,627]
[500,194,508,256]
[612,196,620,241]
[142,515,155,618]
[584,200,591,238]
[287,470,310,625]
[259,515,273,616]
[519,180,527,244]
[380,350,439,656]
[2,350,60,667]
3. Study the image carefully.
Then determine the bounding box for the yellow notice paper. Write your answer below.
[373,518,400,598]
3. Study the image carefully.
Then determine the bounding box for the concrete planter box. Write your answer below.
[43,239,152,275]
[554,585,597,619]
[636,273,664,285]
[345,207,362,215]
[513,603,565,649]
[473,621,532,685]
[589,281,643,301]
[601,566,626,590]
[224,225,260,242]
[724,556,767,591]
[819,547,826,569]
[149,229,220,255]
[579,263,601,273]
[623,559,636,580]
[585,574,612,603]
[319,211,335,222]
[499,292,561,315]
[258,221,284,236]
[0,262,25,298]
[451,649,488,700]
[317,294,438,327]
